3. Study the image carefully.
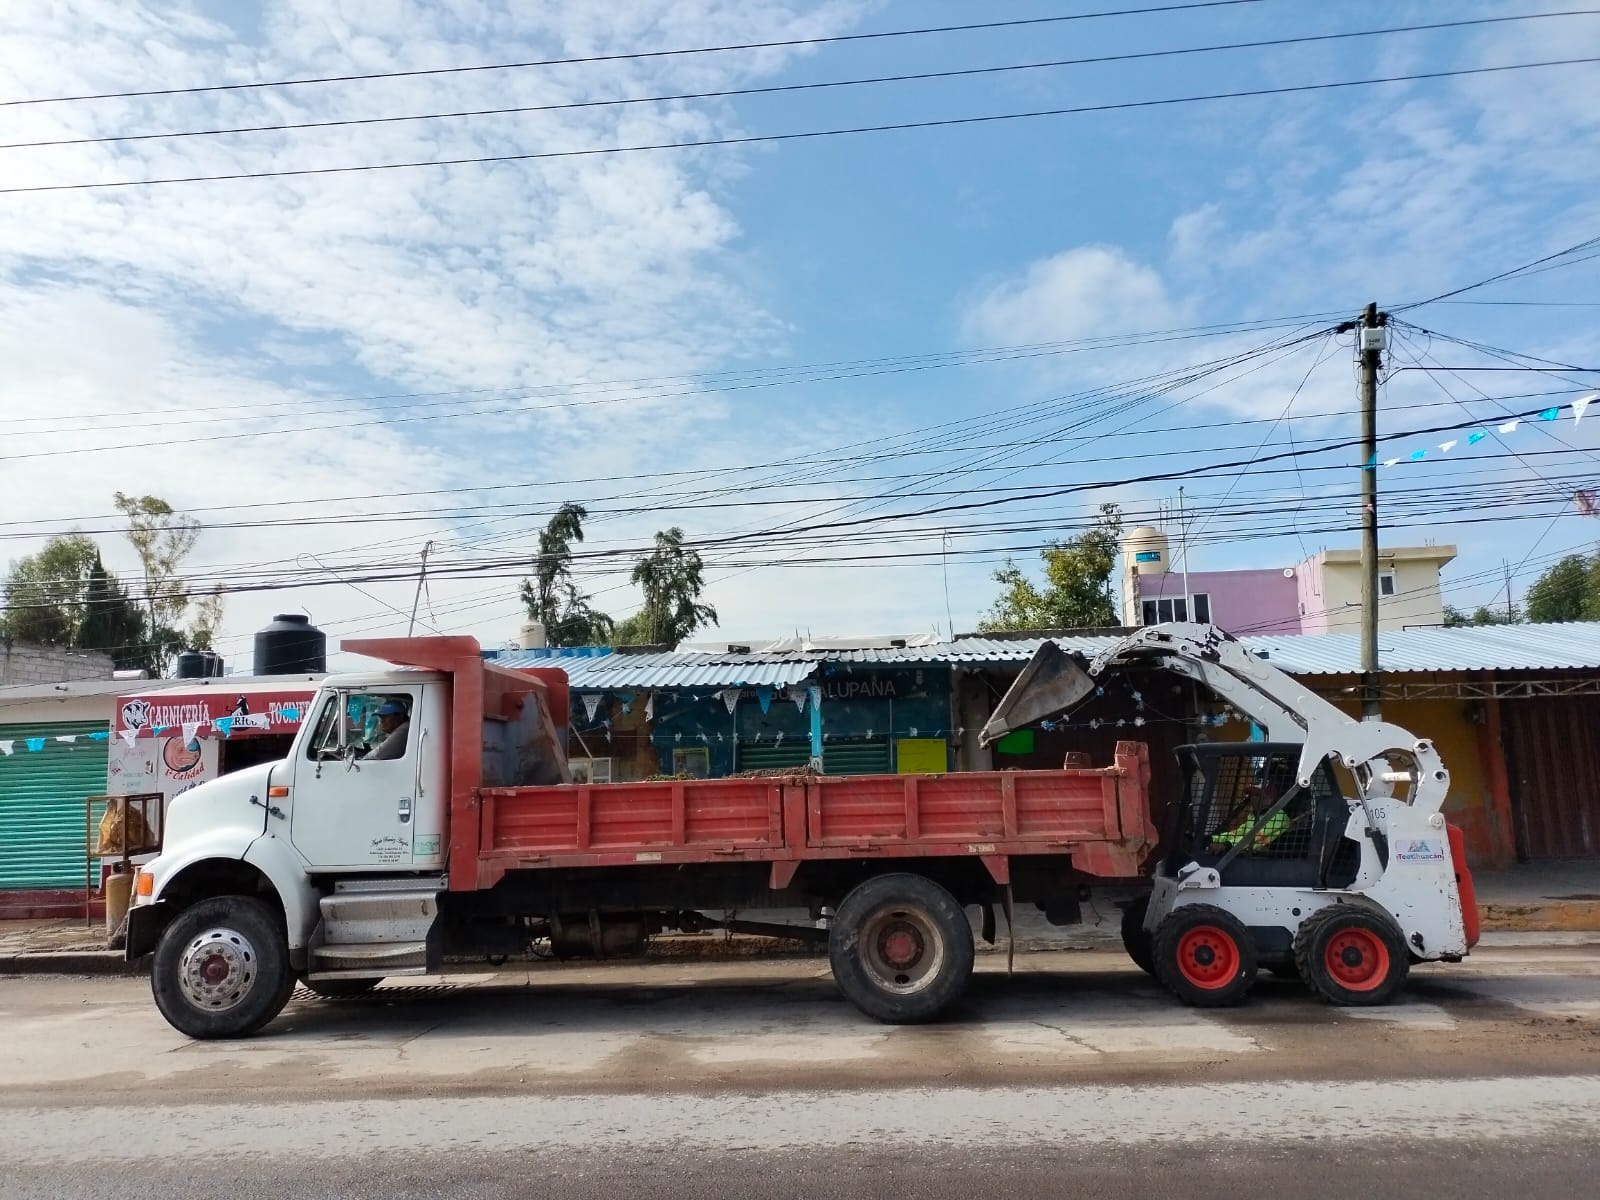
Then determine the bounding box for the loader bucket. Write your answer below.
[980,641,1097,747]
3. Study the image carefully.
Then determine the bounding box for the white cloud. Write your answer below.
[962,245,1185,348]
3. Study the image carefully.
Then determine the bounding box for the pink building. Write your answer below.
[1120,526,1455,636]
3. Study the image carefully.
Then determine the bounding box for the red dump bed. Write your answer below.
[340,637,1157,894]
[475,741,1155,890]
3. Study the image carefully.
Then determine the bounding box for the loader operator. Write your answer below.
[1211,763,1292,852]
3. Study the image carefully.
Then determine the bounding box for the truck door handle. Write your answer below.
[398,795,412,824]
[415,727,428,799]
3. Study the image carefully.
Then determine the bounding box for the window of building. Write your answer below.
[1142,596,1195,624]
[1193,593,1212,624]
[1379,570,1397,598]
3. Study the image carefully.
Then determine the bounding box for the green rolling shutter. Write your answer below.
[823,739,890,776]
[0,723,109,889]
[736,741,811,773]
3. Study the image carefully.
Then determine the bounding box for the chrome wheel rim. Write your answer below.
[178,927,259,1013]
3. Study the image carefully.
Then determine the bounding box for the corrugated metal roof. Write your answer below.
[499,651,817,690]
[1245,623,1600,675]
[497,622,1600,687]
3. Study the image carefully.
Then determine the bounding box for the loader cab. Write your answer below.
[1169,743,1361,889]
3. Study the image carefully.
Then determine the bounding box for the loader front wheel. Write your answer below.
[829,873,974,1024]
[1295,906,1410,1006]
[1154,904,1257,1007]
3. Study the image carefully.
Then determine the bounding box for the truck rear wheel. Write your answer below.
[1120,896,1157,977]
[1294,905,1410,1006]
[151,896,293,1040]
[1153,904,1257,1007]
[829,873,974,1023]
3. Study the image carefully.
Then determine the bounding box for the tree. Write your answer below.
[519,502,614,647]
[623,527,718,649]
[74,551,149,669]
[1524,554,1591,623]
[186,585,226,653]
[114,493,201,652]
[1,534,101,645]
[979,503,1123,632]
[1443,603,1517,628]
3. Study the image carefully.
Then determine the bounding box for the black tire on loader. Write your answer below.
[1153,904,1258,1008]
[1120,896,1157,977]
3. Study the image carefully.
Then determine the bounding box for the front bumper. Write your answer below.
[125,901,173,960]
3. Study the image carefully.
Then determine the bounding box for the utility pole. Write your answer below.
[1503,559,1515,623]
[1178,485,1193,621]
[1358,302,1386,720]
[407,540,434,637]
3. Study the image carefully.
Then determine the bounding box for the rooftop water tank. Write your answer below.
[173,650,207,679]
[254,614,326,676]
[1123,526,1170,575]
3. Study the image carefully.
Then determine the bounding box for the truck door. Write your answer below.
[288,684,447,871]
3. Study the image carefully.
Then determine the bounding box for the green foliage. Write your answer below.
[74,551,149,669]
[623,527,718,650]
[1443,603,1517,628]
[519,502,615,647]
[1523,554,1592,623]
[1,534,100,645]
[978,504,1124,632]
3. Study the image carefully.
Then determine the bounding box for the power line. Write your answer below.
[7,13,1585,152]
[1392,232,1600,313]
[0,1,1269,108]
[5,57,1596,196]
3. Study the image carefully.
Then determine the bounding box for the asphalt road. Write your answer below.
[4,945,1599,1198]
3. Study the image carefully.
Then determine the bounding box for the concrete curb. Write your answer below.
[1,951,148,977]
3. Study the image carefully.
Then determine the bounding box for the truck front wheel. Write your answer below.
[151,896,294,1039]
[829,873,975,1023]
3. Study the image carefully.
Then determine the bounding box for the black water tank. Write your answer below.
[174,650,206,679]
[253,614,326,676]
[201,651,225,678]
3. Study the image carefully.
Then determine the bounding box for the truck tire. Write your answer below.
[1153,904,1257,1007]
[1294,905,1410,1007]
[151,896,294,1040]
[829,873,974,1023]
[1120,896,1157,977]
[303,977,382,999]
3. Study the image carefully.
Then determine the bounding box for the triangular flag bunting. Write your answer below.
[25,738,45,752]
[1540,407,1561,422]
[1468,430,1488,445]
[582,693,601,721]
[644,693,655,722]
[214,716,235,738]
[1363,453,1377,470]
[721,689,740,714]
[118,729,138,747]
[0,740,12,756]
[1576,394,1596,425]
[790,687,807,713]
[182,722,201,745]
[88,730,109,741]
[1499,419,1520,433]
[1382,458,1401,468]
[757,687,773,714]
[55,734,77,744]
[1438,440,1457,454]
[1408,449,1427,462]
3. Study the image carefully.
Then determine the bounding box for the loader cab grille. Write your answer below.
[1171,743,1359,888]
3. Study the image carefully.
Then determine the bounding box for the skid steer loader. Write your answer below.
[982,622,1479,1008]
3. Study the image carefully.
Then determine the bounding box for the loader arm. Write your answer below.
[983,623,1449,816]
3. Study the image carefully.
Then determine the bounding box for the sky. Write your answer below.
[1,0,1599,670]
